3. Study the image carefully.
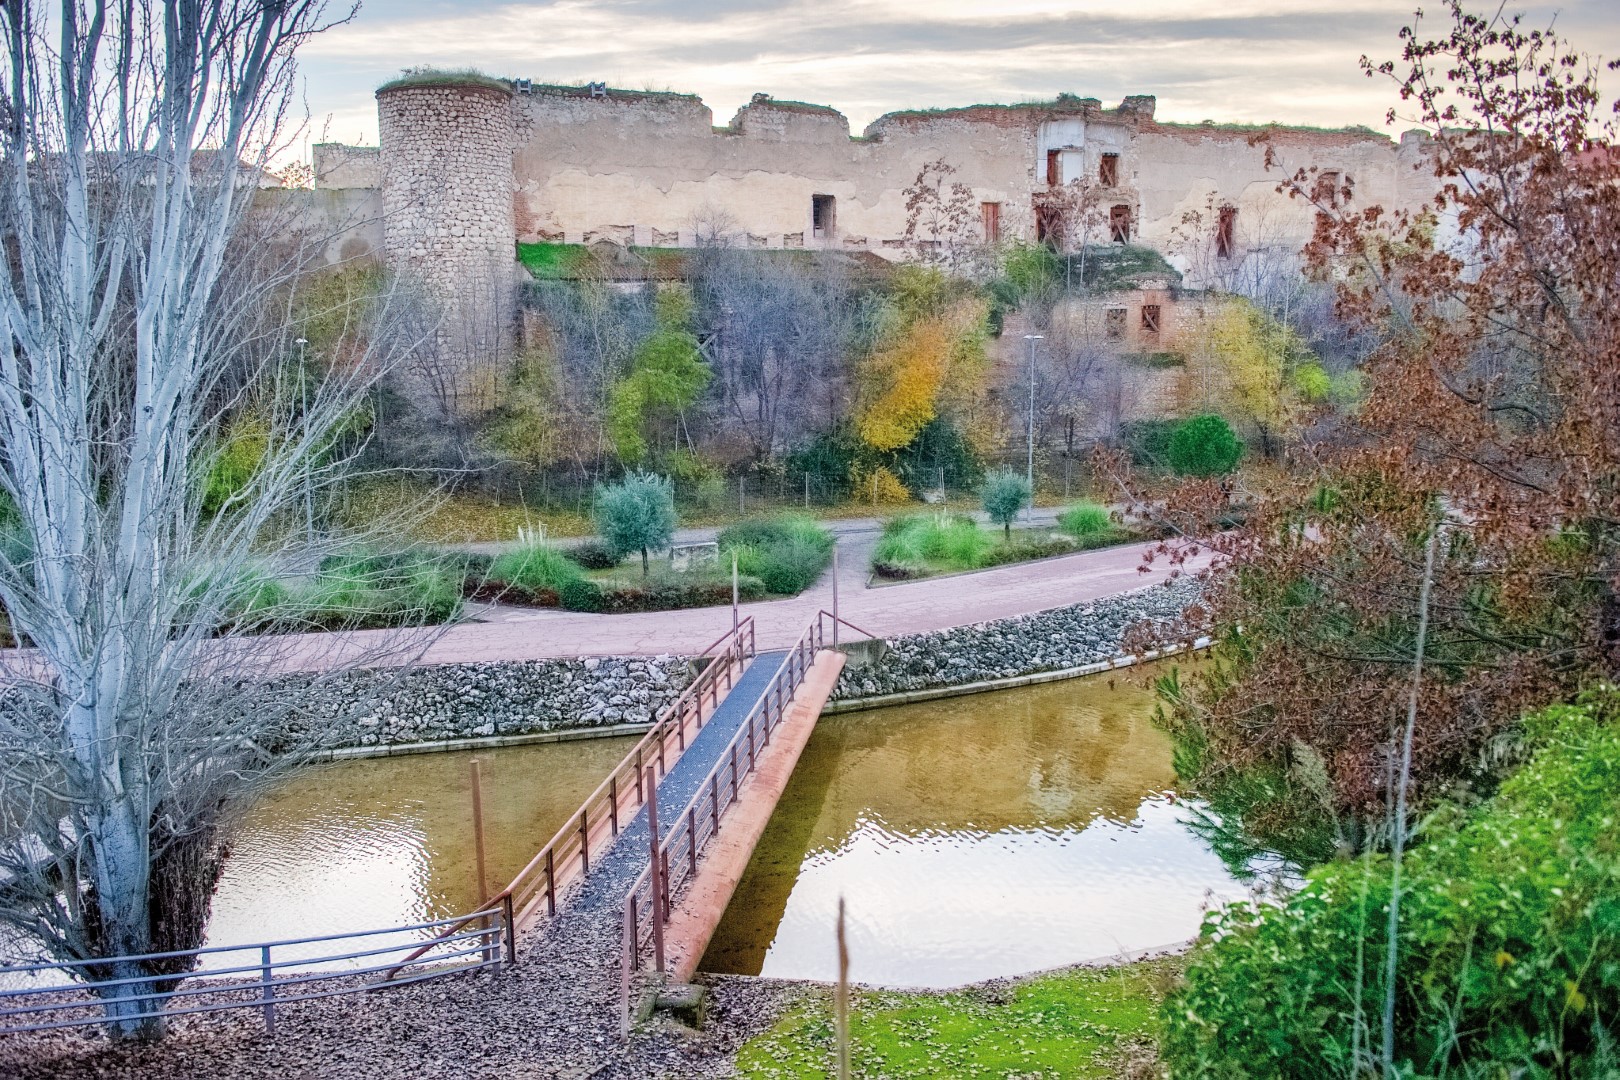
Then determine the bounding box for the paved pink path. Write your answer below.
[272,537,1204,672]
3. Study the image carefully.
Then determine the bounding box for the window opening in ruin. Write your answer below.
[1141,304,1162,334]
[1099,153,1120,187]
[1109,204,1131,243]
[812,194,836,239]
[1319,170,1341,209]
[1046,149,1061,186]
[1106,308,1126,340]
[981,201,1002,244]
[1216,206,1237,260]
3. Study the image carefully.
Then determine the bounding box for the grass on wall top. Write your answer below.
[377,68,512,96]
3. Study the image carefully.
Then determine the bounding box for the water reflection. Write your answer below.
[701,667,1255,988]
[203,736,635,963]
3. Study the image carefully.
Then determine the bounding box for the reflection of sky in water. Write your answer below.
[703,663,1268,987]
[760,795,1250,987]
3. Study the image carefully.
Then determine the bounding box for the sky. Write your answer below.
[290,0,1620,157]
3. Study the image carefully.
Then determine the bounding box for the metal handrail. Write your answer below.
[387,617,758,976]
[0,908,510,1036]
[621,614,828,980]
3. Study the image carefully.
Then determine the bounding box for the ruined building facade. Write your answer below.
[308,77,1434,330]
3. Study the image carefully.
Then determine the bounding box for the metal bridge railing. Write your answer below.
[0,906,511,1036]
[620,611,854,992]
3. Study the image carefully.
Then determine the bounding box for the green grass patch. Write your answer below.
[733,957,1177,1078]
[872,514,1100,580]
[288,550,463,630]
[1057,501,1114,540]
[377,67,511,95]
[717,513,835,595]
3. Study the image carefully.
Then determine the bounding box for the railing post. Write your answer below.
[729,744,740,804]
[688,807,698,876]
[747,720,757,773]
[609,775,620,837]
[260,944,275,1036]
[711,773,721,835]
[545,847,557,916]
[579,808,590,874]
[503,891,517,966]
[646,766,666,972]
[621,898,635,1040]
[635,747,645,805]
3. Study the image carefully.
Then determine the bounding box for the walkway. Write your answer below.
[269,529,1202,672]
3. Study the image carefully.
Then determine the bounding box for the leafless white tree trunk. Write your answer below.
[0,0,431,1040]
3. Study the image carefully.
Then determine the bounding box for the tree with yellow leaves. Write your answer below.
[1181,296,1319,456]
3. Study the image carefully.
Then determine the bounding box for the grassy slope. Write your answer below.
[733,957,1176,1078]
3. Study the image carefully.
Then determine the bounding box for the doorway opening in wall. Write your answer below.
[1110,204,1131,243]
[1035,201,1063,247]
[1099,152,1120,187]
[1141,304,1162,334]
[981,201,1002,244]
[812,194,836,240]
[1046,149,1061,186]
[1215,205,1237,260]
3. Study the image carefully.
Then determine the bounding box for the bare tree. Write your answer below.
[902,160,979,273]
[0,0,431,1040]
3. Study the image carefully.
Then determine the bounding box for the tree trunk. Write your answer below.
[641,547,650,577]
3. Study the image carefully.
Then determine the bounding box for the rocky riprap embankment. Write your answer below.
[288,654,692,750]
[832,576,1202,700]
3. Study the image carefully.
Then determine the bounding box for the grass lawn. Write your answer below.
[733,957,1176,1079]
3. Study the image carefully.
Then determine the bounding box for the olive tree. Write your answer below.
[0,0,429,1041]
[980,470,1031,538]
[594,472,677,575]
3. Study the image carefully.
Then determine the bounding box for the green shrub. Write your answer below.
[562,540,619,571]
[873,514,990,575]
[717,514,834,595]
[487,544,587,596]
[1118,418,1180,466]
[557,577,604,613]
[1162,690,1620,1079]
[597,574,764,613]
[978,533,1078,567]
[1168,414,1243,477]
[980,469,1032,537]
[296,549,461,629]
[1057,501,1112,539]
[594,471,677,575]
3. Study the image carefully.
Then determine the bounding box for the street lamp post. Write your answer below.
[1023,334,1043,523]
[295,337,311,541]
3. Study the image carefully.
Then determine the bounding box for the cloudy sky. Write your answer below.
[291,0,1619,155]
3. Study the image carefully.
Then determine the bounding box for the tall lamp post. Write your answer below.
[1023,333,1043,523]
[295,337,312,541]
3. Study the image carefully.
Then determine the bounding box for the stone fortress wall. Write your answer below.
[310,80,1432,290]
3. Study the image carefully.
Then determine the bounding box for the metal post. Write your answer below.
[732,551,739,637]
[503,891,517,965]
[739,476,745,515]
[545,848,557,916]
[832,543,840,647]
[260,944,275,1035]
[296,337,312,544]
[579,808,590,873]
[711,773,721,835]
[646,766,666,972]
[470,759,489,904]
[805,472,811,509]
[609,775,620,836]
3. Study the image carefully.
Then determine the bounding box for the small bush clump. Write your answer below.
[1168,414,1243,477]
[486,543,587,603]
[596,574,765,613]
[717,514,834,595]
[1057,501,1112,539]
[563,540,619,570]
[872,514,990,578]
[295,549,462,630]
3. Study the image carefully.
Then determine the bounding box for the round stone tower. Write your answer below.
[377,77,516,403]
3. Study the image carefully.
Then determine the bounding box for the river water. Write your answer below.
[700,668,1256,988]
[204,665,1252,987]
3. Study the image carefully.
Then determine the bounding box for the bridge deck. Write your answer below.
[568,650,791,917]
